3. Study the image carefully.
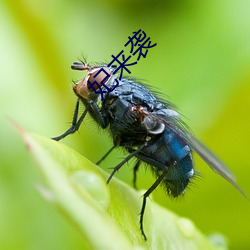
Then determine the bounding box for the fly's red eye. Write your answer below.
[87,67,111,90]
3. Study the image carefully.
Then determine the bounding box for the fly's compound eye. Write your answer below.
[142,116,165,134]
[72,63,112,100]
[87,67,111,91]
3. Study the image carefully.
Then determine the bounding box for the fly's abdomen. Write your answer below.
[164,153,193,197]
[163,129,194,196]
[137,128,194,197]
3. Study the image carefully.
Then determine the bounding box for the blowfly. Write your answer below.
[52,60,246,240]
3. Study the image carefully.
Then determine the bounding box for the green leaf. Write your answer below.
[19,128,227,250]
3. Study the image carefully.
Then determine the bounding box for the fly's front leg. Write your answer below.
[52,99,108,141]
[52,99,88,141]
[88,100,107,129]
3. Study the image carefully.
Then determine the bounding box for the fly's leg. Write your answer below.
[107,143,146,184]
[52,99,107,141]
[133,160,141,189]
[140,172,166,240]
[96,145,116,165]
[52,99,88,141]
[88,100,107,129]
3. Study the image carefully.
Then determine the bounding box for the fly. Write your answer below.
[52,60,247,240]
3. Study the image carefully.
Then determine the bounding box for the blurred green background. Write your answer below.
[1,0,250,249]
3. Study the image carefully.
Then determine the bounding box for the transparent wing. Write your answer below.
[170,122,247,198]
[149,110,247,198]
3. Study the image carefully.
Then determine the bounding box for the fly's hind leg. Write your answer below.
[140,172,166,240]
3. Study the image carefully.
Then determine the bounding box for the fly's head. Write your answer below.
[71,61,111,100]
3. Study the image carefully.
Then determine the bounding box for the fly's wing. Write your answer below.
[183,132,248,197]
[151,109,247,198]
